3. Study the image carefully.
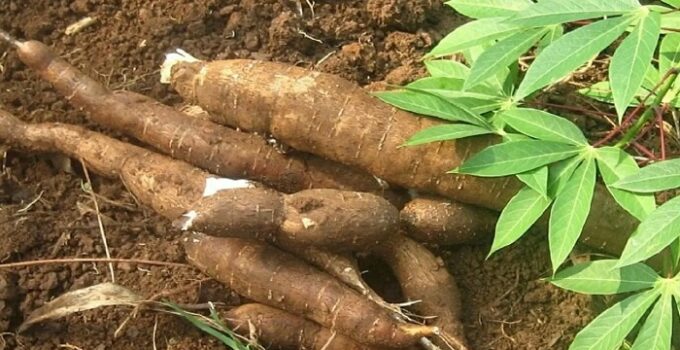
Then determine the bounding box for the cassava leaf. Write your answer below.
[517,166,548,196]
[613,158,680,192]
[446,0,532,19]
[596,147,656,221]
[550,260,659,295]
[509,0,641,27]
[428,17,523,58]
[548,158,596,271]
[630,292,673,350]
[548,157,596,271]
[425,60,470,79]
[489,187,551,256]
[569,289,661,350]
[578,81,650,106]
[548,156,584,198]
[499,108,588,145]
[455,140,581,176]
[515,16,635,101]
[610,11,661,121]
[406,77,505,113]
[374,90,491,128]
[404,124,493,146]
[671,238,680,269]
[466,28,549,90]
[617,196,680,268]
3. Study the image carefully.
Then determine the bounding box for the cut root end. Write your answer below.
[160,48,200,84]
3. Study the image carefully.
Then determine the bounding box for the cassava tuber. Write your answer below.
[183,232,435,348]
[5,38,397,198]
[0,109,396,251]
[375,234,469,350]
[162,55,640,256]
[225,303,384,350]
[401,196,497,245]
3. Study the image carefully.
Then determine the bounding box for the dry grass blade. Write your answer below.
[19,283,143,332]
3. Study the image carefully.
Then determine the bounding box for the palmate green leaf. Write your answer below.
[630,292,673,350]
[466,28,549,90]
[569,289,660,350]
[610,11,661,121]
[455,140,581,177]
[613,158,680,192]
[548,156,584,198]
[446,0,532,19]
[618,196,680,268]
[499,108,588,145]
[517,166,548,196]
[427,17,522,58]
[549,157,596,271]
[596,147,656,221]
[509,0,641,27]
[407,77,505,113]
[489,187,551,256]
[404,124,493,146]
[661,11,680,34]
[374,90,490,128]
[424,60,470,79]
[514,16,635,101]
[549,260,659,295]
[671,238,680,269]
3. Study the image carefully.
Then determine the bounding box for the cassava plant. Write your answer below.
[378,0,680,348]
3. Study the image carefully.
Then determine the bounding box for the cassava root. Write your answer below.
[6,38,401,200]
[183,232,436,348]
[163,56,641,257]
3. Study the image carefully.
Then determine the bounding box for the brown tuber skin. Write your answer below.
[183,232,435,348]
[225,303,383,350]
[401,196,497,245]
[166,58,641,257]
[375,234,469,350]
[178,187,399,251]
[10,39,394,196]
[0,109,396,251]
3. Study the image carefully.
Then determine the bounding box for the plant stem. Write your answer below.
[614,70,679,148]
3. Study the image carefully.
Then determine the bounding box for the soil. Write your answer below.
[0,1,594,349]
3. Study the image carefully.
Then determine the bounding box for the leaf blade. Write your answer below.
[613,158,680,192]
[446,0,532,18]
[610,11,661,121]
[630,292,673,350]
[550,260,659,295]
[569,289,661,350]
[510,0,641,27]
[374,89,490,128]
[489,187,552,256]
[548,157,597,271]
[596,147,656,221]
[515,16,634,101]
[404,124,493,146]
[456,140,581,177]
[466,28,548,90]
[618,195,680,268]
[517,166,548,196]
[499,108,588,145]
[428,17,523,58]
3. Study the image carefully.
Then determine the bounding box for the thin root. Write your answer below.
[0,29,19,47]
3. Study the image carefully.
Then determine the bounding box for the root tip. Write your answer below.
[0,29,20,47]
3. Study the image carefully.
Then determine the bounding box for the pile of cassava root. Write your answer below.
[0,30,638,350]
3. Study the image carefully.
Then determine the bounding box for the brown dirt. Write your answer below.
[0,1,593,349]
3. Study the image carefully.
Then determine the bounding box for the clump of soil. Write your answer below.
[0,1,593,349]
